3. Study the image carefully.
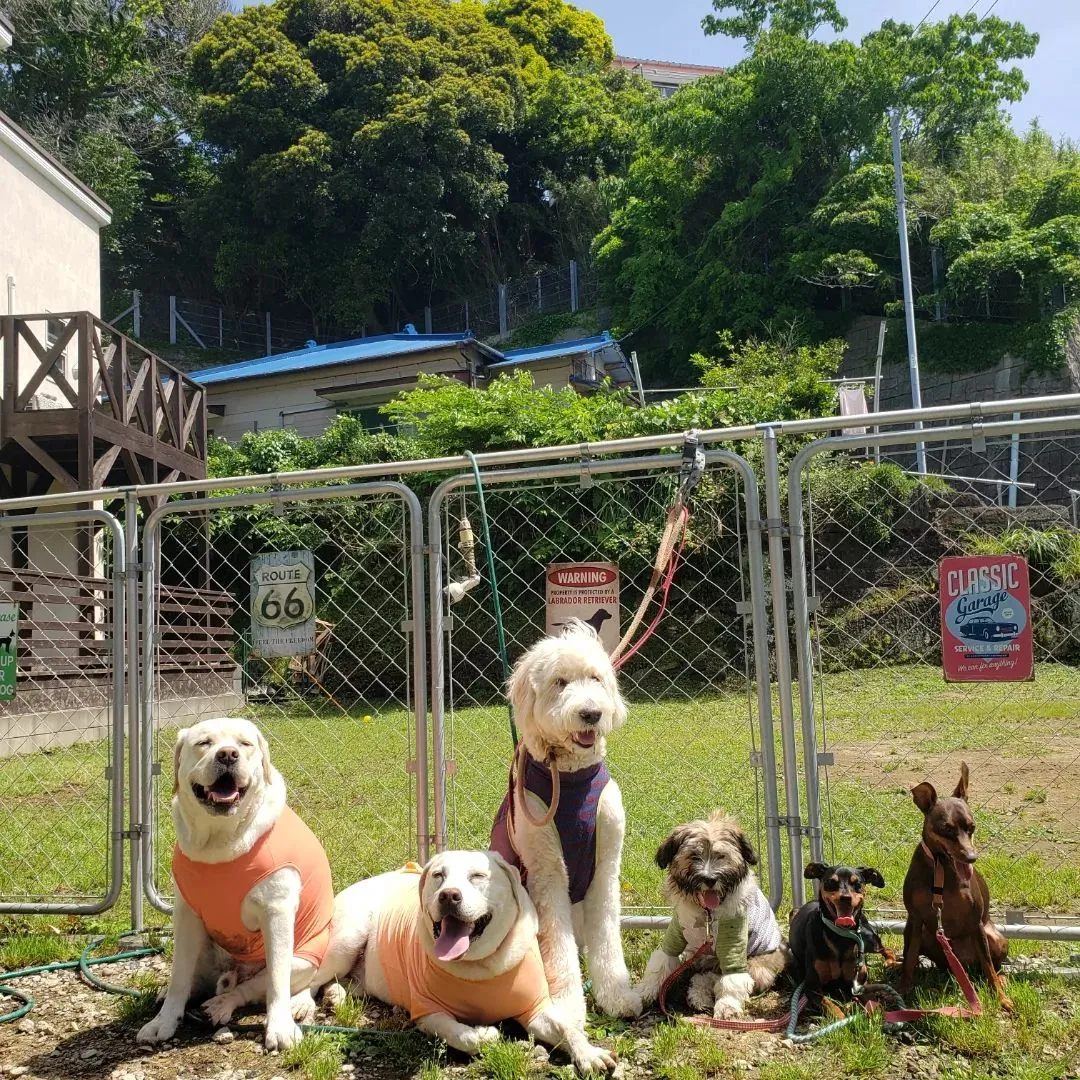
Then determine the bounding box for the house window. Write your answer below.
[343,404,395,434]
[654,83,678,98]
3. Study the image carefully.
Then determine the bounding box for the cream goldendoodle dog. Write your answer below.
[490,620,641,1022]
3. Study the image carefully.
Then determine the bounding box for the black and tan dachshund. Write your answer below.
[788,862,894,1004]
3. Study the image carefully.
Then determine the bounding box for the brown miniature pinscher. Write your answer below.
[900,763,1011,1010]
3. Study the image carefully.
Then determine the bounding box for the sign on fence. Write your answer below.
[545,562,620,653]
[939,555,1033,682]
[250,550,317,657]
[0,603,16,700]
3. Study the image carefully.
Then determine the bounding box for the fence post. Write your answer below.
[132,291,141,338]
[498,284,508,339]
[569,260,579,312]
[464,301,469,331]
[265,311,272,356]
[762,427,809,908]
[219,306,224,348]
[537,274,542,312]
[169,295,177,345]
[424,306,433,335]
[125,491,144,932]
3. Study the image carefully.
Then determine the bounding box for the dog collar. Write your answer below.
[920,840,946,910]
[820,913,865,959]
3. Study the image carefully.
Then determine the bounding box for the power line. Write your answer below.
[915,0,942,31]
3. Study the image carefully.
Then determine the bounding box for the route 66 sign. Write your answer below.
[250,550,316,657]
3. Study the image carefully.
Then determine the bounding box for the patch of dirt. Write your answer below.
[828,740,1080,860]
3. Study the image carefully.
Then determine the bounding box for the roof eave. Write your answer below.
[0,110,112,225]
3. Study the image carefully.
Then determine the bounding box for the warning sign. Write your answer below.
[939,555,1033,682]
[0,603,17,700]
[545,562,620,654]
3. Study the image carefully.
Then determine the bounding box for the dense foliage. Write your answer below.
[592,2,1079,382]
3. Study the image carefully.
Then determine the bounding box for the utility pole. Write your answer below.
[890,107,927,475]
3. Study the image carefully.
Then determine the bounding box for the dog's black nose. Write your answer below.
[216,747,240,765]
[964,851,978,863]
[439,888,462,907]
[579,708,602,726]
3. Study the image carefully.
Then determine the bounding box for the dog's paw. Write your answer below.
[203,991,238,1026]
[572,1042,617,1075]
[595,985,642,1019]
[686,973,715,1014]
[322,982,348,1009]
[137,1009,180,1044]
[712,995,745,1020]
[456,1025,501,1054]
[291,988,317,1024]
[264,1014,304,1052]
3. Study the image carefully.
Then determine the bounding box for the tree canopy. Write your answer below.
[593,8,1052,382]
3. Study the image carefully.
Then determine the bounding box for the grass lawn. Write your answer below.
[2,661,1080,1079]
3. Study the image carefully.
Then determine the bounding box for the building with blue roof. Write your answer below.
[192,327,631,441]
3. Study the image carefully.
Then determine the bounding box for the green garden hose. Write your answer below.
[464,451,517,747]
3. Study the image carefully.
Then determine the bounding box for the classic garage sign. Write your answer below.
[938,555,1033,682]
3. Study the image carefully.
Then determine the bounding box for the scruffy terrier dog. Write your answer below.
[637,812,788,1018]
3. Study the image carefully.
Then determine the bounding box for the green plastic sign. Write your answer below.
[0,603,17,700]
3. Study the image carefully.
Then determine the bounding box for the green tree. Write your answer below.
[593,5,1043,382]
[0,0,226,291]
[188,0,647,330]
[702,0,847,45]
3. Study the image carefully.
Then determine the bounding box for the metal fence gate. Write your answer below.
[427,451,785,919]
[0,393,1078,945]
[0,509,125,914]
[137,483,427,914]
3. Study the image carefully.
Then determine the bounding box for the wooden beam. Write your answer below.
[94,413,206,477]
[92,444,123,489]
[124,353,150,424]
[3,409,78,437]
[14,317,79,410]
[11,434,78,491]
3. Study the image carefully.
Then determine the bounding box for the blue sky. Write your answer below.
[241,0,1078,139]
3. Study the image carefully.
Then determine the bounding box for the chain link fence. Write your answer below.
[786,415,1080,930]
[0,511,125,913]
[140,483,427,912]
[428,454,783,916]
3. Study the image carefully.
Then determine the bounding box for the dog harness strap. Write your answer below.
[490,751,609,905]
[920,841,946,909]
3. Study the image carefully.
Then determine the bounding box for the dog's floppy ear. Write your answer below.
[953,762,969,802]
[655,826,689,869]
[911,781,937,814]
[488,850,538,940]
[804,862,828,880]
[859,867,886,889]
[506,651,537,726]
[736,829,759,867]
[256,727,273,784]
[172,728,189,795]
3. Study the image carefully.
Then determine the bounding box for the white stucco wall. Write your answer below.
[0,131,106,319]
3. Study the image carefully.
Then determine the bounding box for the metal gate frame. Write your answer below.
[784,412,1080,942]
[0,508,126,915]
[426,449,789,919]
[136,482,430,916]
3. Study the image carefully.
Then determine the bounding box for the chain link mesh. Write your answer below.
[146,489,420,905]
[791,424,1080,924]
[0,514,120,909]
[435,462,772,914]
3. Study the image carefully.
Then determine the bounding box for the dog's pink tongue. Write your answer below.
[954,858,974,886]
[208,789,239,805]
[701,890,720,910]
[835,915,857,928]
[434,916,472,961]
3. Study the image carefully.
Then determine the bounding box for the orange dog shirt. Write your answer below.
[376,868,552,1026]
[172,806,334,967]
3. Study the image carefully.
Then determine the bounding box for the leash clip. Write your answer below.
[678,432,706,501]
